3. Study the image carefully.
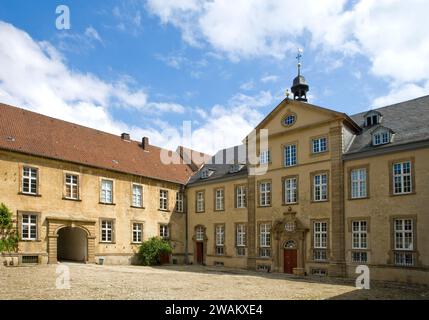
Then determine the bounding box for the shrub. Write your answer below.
[137,237,172,266]
[0,203,19,254]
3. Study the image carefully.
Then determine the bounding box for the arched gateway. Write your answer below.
[47,217,96,264]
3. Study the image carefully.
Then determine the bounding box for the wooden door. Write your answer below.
[196,242,204,264]
[284,249,297,274]
[160,252,170,265]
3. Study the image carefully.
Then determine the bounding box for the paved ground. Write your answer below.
[1,263,428,300]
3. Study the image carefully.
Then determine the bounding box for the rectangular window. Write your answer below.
[352,252,368,264]
[313,250,327,261]
[352,221,368,249]
[312,137,327,153]
[259,182,271,207]
[21,214,37,240]
[215,225,225,256]
[236,247,246,256]
[284,144,297,167]
[236,185,246,208]
[236,224,246,247]
[159,190,168,211]
[314,222,328,249]
[284,177,298,204]
[132,223,143,243]
[351,168,367,199]
[394,219,413,251]
[260,150,271,165]
[259,223,271,258]
[313,173,328,201]
[215,188,224,211]
[22,167,38,195]
[101,220,113,243]
[132,184,143,208]
[196,226,205,241]
[100,179,113,204]
[160,224,169,239]
[196,191,205,213]
[176,192,184,212]
[393,161,412,195]
[65,174,79,200]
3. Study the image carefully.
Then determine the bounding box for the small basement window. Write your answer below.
[214,261,224,267]
[311,269,327,276]
[257,265,271,272]
[22,255,39,264]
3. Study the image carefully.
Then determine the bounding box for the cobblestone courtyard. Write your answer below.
[1,263,428,300]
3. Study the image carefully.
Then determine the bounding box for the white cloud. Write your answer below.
[260,75,279,83]
[146,0,429,101]
[0,21,184,138]
[372,81,429,108]
[84,26,103,44]
[240,80,255,91]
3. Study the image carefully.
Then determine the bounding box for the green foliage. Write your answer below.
[0,203,19,253]
[137,237,172,266]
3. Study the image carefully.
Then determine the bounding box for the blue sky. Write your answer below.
[0,0,428,154]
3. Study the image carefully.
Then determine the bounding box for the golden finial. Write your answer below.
[285,89,290,99]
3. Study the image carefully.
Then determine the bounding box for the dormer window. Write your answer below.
[200,169,214,179]
[364,110,382,127]
[372,127,393,146]
[229,164,244,174]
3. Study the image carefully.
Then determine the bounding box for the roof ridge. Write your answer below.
[0,102,175,154]
[351,94,429,117]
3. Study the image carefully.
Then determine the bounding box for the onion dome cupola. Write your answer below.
[291,49,309,102]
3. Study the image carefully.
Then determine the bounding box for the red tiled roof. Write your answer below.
[0,103,195,184]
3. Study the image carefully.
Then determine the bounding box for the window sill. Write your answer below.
[130,206,145,210]
[20,239,42,243]
[131,242,142,245]
[63,197,82,202]
[99,202,116,206]
[311,200,329,204]
[282,202,299,206]
[348,196,369,201]
[18,192,41,197]
[214,210,225,212]
[99,242,116,244]
[158,209,171,213]
[257,205,272,208]
[311,151,329,157]
[390,192,416,197]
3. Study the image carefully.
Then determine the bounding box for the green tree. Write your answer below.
[0,203,19,254]
[137,237,172,266]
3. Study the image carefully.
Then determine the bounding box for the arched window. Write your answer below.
[284,240,296,249]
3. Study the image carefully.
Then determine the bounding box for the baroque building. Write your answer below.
[1,67,428,284]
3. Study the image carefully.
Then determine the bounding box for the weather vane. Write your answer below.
[296,48,303,75]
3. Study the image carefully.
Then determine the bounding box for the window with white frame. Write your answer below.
[160,224,169,239]
[351,168,367,199]
[313,173,328,201]
[259,182,271,207]
[260,150,271,165]
[284,177,298,204]
[176,192,184,212]
[101,220,113,243]
[284,114,296,126]
[132,223,143,243]
[259,223,271,258]
[65,174,79,200]
[100,179,113,204]
[373,130,390,146]
[352,221,367,249]
[393,161,412,195]
[196,226,205,241]
[196,191,205,213]
[22,167,38,195]
[284,144,297,167]
[236,224,246,247]
[312,137,328,153]
[21,214,37,240]
[159,189,168,211]
[313,221,327,261]
[215,188,224,211]
[132,184,143,207]
[215,225,225,256]
[236,185,246,208]
[394,219,414,266]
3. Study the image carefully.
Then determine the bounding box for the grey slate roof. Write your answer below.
[187,163,248,186]
[346,95,429,155]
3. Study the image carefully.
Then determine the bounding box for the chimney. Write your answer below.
[142,137,149,150]
[121,133,130,141]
